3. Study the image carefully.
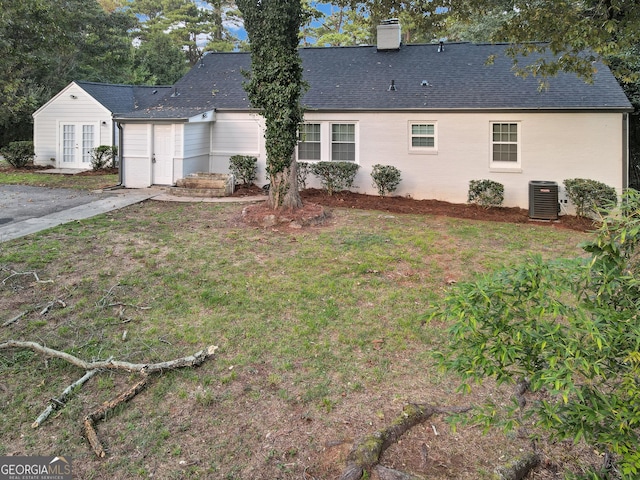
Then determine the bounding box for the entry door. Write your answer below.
[152,125,174,185]
[61,124,96,168]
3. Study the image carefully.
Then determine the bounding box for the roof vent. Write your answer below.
[171,88,180,97]
[377,19,401,51]
[438,41,444,53]
[388,80,397,91]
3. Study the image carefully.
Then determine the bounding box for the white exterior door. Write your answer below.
[152,125,174,185]
[60,123,96,168]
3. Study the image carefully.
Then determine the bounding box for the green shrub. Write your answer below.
[563,178,618,218]
[467,179,504,207]
[433,189,640,478]
[371,164,401,197]
[0,141,35,168]
[229,155,257,185]
[89,145,118,170]
[297,161,312,190]
[310,161,360,196]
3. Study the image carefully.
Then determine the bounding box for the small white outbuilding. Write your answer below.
[33,81,170,170]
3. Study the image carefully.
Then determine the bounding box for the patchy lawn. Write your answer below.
[0,183,602,478]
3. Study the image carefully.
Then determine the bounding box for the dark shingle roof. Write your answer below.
[114,43,632,120]
[76,81,173,115]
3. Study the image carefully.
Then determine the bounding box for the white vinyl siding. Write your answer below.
[32,82,113,169]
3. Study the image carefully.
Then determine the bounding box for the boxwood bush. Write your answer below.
[468,179,504,208]
[371,164,401,197]
[563,178,618,218]
[0,141,35,168]
[229,155,257,185]
[90,145,118,170]
[310,161,359,195]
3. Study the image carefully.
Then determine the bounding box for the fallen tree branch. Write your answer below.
[32,368,102,428]
[0,340,218,374]
[339,403,471,480]
[2,270,53,285]
[83,377,149,458]
[1,340,218,457]
[2,311,28,327]
[39,299,66,316]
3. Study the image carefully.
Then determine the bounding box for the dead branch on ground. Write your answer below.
[2,270,53,285]
[339,403,471,480]
[1,340,218,457]
[32,368,103,428]
[39,298,67,315]
[2,311,28,327]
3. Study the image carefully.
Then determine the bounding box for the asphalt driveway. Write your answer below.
[0,185,107,225]
[0,185,159,243]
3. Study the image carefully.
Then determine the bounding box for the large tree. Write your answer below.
[237,0,306,210]
[0,0,137,145]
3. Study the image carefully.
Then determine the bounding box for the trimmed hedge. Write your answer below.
[468,179,504,208]
[0,141,35,168]
[310,161,359,195]
[563,178,617,217]
[371,164,401,197]
[229,155,257,185]
[90,145,118,170]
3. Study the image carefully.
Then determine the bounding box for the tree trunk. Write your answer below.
[268,154,302,210]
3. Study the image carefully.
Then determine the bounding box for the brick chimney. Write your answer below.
[377,19,401,51]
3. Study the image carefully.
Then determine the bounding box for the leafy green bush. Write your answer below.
[310,161,360,196]
[371,164,401,197]
[0,141,35,168]
[229,155,257,185]
[296,161,312,190]
[563,178,618,218]
[433,189,640,478]
[467,179,504,207]
[89,145,118,170]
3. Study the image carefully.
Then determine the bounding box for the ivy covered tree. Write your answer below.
[237,0,306,210]
[433,189,640,478]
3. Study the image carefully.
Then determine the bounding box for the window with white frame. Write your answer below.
[297,122,357,162]
[491,123,519,164]
[409,122,437,152]
[331,123,355,161]
[298,123,321,160]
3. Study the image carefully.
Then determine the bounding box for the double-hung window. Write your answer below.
[409,122,437,153]
[298,122,357,162]
[491,122,520,168]
[331,124,355,161]
[298,123,321,161]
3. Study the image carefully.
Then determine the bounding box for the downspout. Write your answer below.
[103,121,125,190]
[623,113,629,191]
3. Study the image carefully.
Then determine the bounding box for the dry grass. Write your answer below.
[0,200,598,479]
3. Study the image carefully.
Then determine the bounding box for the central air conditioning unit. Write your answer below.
[529,181,559,220]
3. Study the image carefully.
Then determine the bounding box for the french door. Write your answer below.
[60,123,97,168]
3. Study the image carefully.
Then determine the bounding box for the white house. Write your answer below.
[33,81,171,170]
[43,21,633,210]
